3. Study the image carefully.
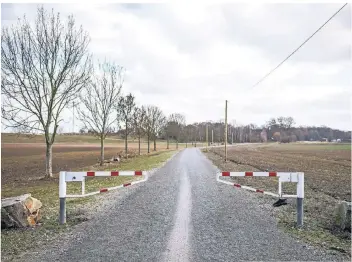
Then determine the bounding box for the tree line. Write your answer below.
[1,7,191,177]
[2,7,350,179]
[170,117,350,144]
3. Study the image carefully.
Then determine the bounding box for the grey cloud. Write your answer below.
[2,3,350,131]
[220,3,351,63]
[281,63,351,86]
[1,3,15,20]
[239,89,351,130]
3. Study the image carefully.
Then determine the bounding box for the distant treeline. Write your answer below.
[78,116,351,144]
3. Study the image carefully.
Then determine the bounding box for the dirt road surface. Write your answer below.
[15,148,345,262]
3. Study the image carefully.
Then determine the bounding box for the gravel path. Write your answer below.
[17,148,345,262]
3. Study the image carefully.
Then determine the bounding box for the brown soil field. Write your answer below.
[211,143,351,201]
[1,142,169,187]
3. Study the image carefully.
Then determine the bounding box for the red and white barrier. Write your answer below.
[59,170,148,224]
[217,171,305,226]
[217,171,304,198]
[60,170,147,198]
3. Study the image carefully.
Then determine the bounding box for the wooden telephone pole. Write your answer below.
[225,100,228,162]
[211,129,213,144]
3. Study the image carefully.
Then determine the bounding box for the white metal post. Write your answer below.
[59,171,67,225]
[82,177,85,195]
[296,172,304,227]
[278,181,282,197]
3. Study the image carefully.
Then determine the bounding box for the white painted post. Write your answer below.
[278,181,282,197]
[59,171,67,225]
[296,172,304,227]
[82,177,85,195]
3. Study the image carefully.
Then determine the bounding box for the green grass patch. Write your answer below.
[1,150,176,261]
[277,143,351,151]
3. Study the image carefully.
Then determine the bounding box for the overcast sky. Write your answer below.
[1,3,351,131]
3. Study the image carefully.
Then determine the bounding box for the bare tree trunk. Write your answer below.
[138,133,141,155]
[45,143,53,178]
[167,135,169,149]
[176,139,178,149]
[100,136,104,166]
[125,119,128,154]
[147,132,150,153]
[153,138,156,151]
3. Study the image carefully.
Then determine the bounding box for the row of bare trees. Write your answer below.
[1,7,184,177]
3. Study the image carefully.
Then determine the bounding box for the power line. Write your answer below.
[250,3,348,89]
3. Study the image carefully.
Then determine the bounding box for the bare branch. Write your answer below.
[1,6,92,177]
[78,60,123,164]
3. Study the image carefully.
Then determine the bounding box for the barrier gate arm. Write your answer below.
[217,171,304,227]
[59,171,148,224]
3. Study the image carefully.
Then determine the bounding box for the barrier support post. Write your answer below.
[296,172,304,227]
[278,181,282,197]
[82,177,85,195]
[59,171,67,225]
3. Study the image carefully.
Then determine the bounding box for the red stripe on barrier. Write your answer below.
[87,172,95,177]
[123,183,131,187]
[234,183,241,188]
[135,171,142,176]
[111,171,119,176]
[269,172,277,177]
[256,189,264,193]
[222,172,230,176]
[100,188,108,193]
[245,172,253,176]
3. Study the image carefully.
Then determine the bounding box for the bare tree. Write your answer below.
[132,106,146,155]
[78,61,123,165]
[165,120,171,149]
[153,111,166,151]
[143,106,153,153]
[284,116,295,129]
[184,124,194,148]
[168,113,186,149]
[118,93,135,155]
[144,105,165,153]
[1,7,92,178]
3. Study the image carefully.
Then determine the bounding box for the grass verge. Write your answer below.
[1,150,176,261]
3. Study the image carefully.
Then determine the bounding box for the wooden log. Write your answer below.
[1,194,42,229]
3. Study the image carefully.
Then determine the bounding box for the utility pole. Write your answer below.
[225,100,228,162]
[206,124,209,152]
